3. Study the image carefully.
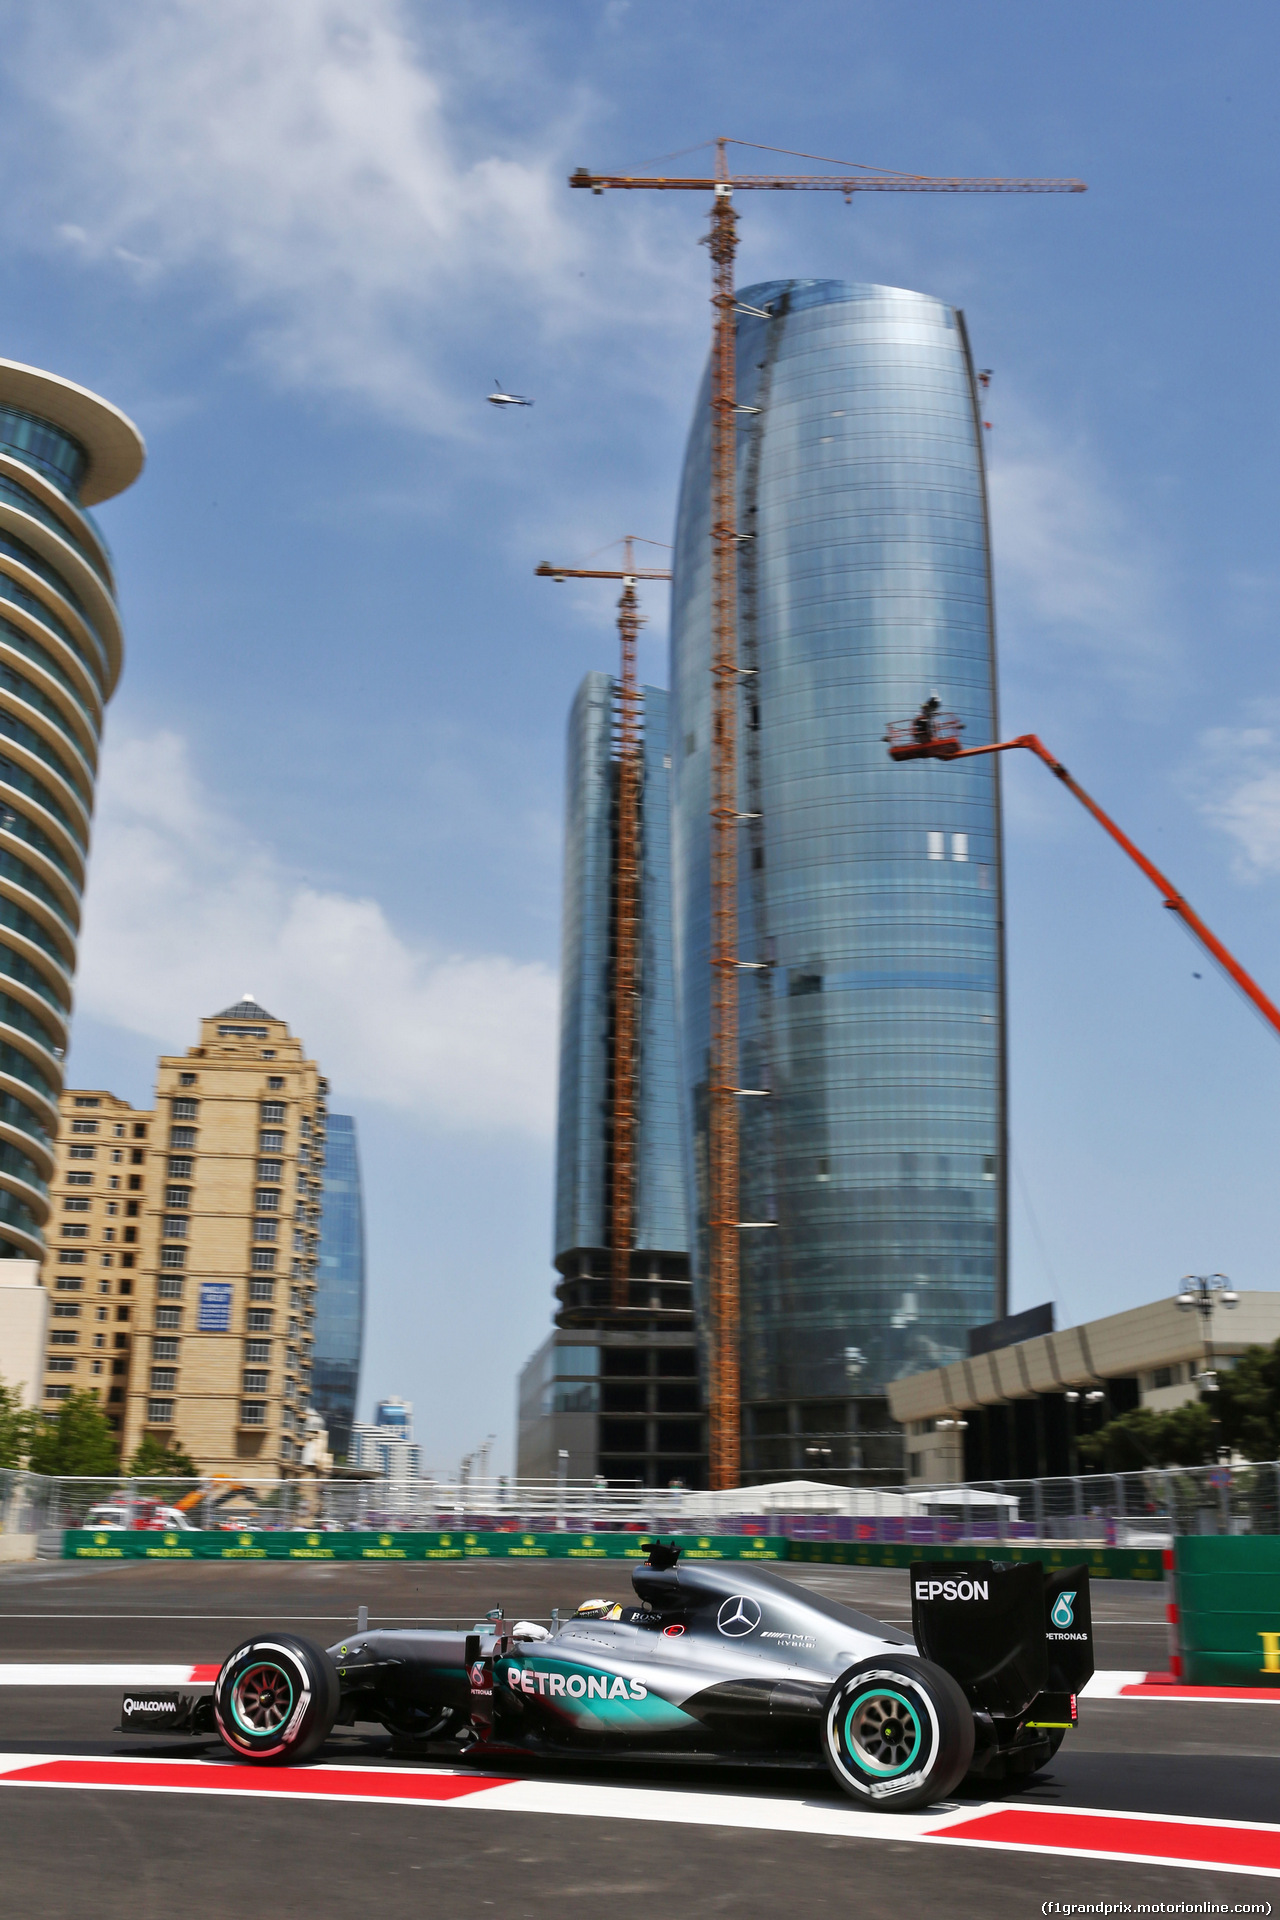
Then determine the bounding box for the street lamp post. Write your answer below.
[1177,1275,1238,1496]
[1176,1274,1238,1398]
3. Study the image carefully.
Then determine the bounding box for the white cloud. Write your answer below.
[75,729,558,1136]
[987,397,1175,692]
[10,0,692,430]
[1192,722,1280,880]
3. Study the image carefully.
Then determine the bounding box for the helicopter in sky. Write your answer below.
[487,378,533,408]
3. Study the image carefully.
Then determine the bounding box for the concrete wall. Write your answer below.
[0,1261,48,1404]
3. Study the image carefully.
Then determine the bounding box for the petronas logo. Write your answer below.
[1051,1591,1076,1629]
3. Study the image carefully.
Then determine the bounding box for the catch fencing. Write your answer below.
[3,1459,1279,1543]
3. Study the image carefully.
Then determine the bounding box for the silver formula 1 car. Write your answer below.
[120,1543,1093,1812]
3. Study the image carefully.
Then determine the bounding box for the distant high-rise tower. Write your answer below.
[0,361,144,1265]
[518,672,703,1488]
[669,280,1008,1484]
[313,1112,365,1460]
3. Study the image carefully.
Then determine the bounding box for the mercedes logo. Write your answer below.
[716,1595,762,1637]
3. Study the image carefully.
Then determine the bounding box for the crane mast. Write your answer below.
[572,136,1085,1490]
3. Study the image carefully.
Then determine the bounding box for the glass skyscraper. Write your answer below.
[518,670,703,1488]
[669,280,1007,1482]
[313,1112,365,1459]
[0,362,144,1262]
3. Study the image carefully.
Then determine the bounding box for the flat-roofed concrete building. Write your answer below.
[38,1089,153,1431]
[119,999,327,1475]
[888,1290,1280,1482]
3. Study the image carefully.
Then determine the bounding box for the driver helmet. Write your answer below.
[574,1598,623,1620]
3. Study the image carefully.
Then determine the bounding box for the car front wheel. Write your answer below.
[822,1656,974,1811]
[214,1634,339,1764]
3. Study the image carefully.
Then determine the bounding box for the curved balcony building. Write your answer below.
[0,361,145,1261]
[669,280,1006,1480]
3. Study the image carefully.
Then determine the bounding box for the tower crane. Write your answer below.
[537,540,673,1314]
[885,702,1280,1039]
[572,136,1087,1490]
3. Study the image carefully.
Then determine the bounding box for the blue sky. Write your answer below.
[2,1,1279,1469]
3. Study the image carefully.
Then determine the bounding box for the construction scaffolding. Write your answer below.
[537,542,672,1309]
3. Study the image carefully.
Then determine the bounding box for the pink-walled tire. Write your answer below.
[214,1634,339,1764]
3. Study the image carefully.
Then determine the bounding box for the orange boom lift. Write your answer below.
[538,542,673,1311]
[572,138,1086,1488]
[885,700,1280,1039]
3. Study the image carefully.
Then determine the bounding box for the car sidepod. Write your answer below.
[492,1559,920,1756]
[495,1636,697,1742]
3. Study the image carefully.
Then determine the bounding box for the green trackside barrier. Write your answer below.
[62,1529,790,1563]
[785,1540,1165,1581]
[1173,1536,1280,1688]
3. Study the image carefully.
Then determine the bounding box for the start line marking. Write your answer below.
[3,1665,1277,1703]
[0,1751,1278,1879]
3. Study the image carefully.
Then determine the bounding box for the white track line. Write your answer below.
[0,1665,216,1686]
[1,1752,1279,1877]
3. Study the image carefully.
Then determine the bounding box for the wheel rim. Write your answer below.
[230,1662,295,1735]
[843,1686,923,1776]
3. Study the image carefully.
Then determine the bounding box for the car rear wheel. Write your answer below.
[823,1656,974,1811]
[214,1634,339,1764]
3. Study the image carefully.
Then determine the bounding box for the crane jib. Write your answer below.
[569,172,1087,193]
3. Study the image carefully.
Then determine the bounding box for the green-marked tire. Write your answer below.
[823,1656,974,1811]
[214,1634,339,1765]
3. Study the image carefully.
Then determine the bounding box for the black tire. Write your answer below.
[822,1656,975,1811]
[213,1634,340,1765]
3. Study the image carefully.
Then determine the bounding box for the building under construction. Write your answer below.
[517,672,704,1488]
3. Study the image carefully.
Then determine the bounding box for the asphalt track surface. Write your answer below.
[2,1557,1277,1919]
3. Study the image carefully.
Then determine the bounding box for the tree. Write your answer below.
[0,1377,35,1469]
[127,1432,198,1478]
[1077,1400,1217,1472]
[28,1391,118,1476]
[1215,1341,1280,1462]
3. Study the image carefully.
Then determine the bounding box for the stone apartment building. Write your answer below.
[37,998,328,1476]
[117,998,326,1475]
[38,1090,154,1431]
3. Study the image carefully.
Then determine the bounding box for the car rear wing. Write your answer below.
[909,1559,1093,1726]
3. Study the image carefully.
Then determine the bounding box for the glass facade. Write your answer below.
[669,280,1007,1443]
[553,672,689,1268]
[312,1112,365,1458]
[0,367,141,1260]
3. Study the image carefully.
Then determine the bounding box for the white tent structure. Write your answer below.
[676,1479,1019,1522]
